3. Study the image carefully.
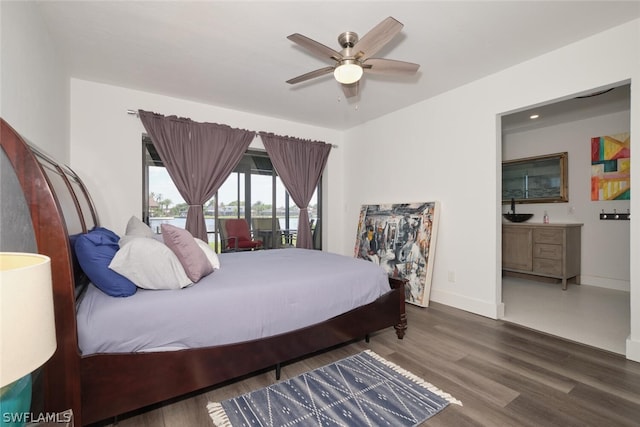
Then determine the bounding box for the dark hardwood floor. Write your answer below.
[100,302,640,426]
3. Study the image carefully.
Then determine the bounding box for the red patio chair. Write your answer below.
[220,218,263,252]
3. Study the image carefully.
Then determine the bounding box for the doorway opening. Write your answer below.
[499,83,631,354]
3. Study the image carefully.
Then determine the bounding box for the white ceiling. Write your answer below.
[36,1,640,130]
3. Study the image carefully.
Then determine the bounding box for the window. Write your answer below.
[142,137,322,250]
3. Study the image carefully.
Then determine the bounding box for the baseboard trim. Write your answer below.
[580,275,630,292]
[430,289,501,319]
[626,336,640,363]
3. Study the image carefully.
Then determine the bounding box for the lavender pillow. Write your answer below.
[161,224,214,282]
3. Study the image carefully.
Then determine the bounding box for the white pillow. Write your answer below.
[195,238,221,270]
[109,237,192,290]
[126,215,155,237]
[120,216,156,247]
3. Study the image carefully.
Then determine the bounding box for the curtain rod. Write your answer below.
[126,109,337,147]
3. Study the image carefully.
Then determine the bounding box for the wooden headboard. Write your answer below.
[0,118,94,416]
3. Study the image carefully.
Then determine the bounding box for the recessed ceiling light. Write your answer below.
[530,114,540,119]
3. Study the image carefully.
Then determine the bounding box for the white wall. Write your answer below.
[342,20,640,361]
[503,110,630,291]
[344,82,502,317]
[0,1,69,162]
[69,79,344,252]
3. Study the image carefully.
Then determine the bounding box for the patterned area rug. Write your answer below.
[207,350,461,426]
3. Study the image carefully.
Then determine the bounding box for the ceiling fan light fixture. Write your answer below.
[334,60,363,84]
[286,17,418,98]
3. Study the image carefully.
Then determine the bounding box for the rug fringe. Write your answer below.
[363,349,463,406]
[207,401,232,427]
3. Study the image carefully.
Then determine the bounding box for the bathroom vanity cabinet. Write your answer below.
[502,222,582,290]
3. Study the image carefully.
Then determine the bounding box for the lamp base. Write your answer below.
[0,373,32,427]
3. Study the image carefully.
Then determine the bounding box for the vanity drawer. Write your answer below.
[533,228,563,245]
[533,257,562,276]
[534,243,562,260]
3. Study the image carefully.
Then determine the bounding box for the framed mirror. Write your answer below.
[502,152,568,204]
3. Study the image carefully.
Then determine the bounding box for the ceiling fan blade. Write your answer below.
[287,33,343,61]
[342,81,359,98]
[363,58,420,75]
[352,16,403,61]
[286,66,335,85]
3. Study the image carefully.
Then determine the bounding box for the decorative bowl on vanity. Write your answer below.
[503,213,534,223]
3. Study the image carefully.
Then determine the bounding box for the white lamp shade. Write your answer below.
[0,253,56,387]
[334,62,363,85]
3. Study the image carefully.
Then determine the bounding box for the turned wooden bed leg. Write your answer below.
[394,312,407,339]
[388,276,408,339]
[365,334,370,343]
[275,363,281,380]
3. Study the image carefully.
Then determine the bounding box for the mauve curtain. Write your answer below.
[139,110,255,242]
[260,132,331,249]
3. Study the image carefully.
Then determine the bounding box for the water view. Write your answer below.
[149,217,301,234]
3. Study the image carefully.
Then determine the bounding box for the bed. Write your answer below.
[0,118,406,426]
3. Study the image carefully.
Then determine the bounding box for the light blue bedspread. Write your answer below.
[77,249,391,355]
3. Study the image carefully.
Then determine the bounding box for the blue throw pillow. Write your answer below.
[75,229,137,297]
[88,226,120,244]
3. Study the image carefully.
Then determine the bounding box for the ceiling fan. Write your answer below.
[286,16,420,98]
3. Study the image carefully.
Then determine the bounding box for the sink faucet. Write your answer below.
[511,198,515,214]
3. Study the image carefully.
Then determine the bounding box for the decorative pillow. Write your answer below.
[120,216,156,247]
[89,226,120,244]
[195,238,221,270]
[161,224,214,282]
[126,215,155,237]
[109,237,192,290]
[74,229,137,297]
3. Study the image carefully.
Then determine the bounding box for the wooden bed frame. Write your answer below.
[0,118,407,426]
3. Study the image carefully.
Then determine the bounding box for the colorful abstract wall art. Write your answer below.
[354,202,440,307]
[591,132,630,200]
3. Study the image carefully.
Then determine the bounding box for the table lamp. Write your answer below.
[0,253,56,427]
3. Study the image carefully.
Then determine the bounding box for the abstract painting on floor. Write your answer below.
[354,202,440,307]
[591,132,630,200]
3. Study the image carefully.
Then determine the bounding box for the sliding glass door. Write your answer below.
[144,139,322,251]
